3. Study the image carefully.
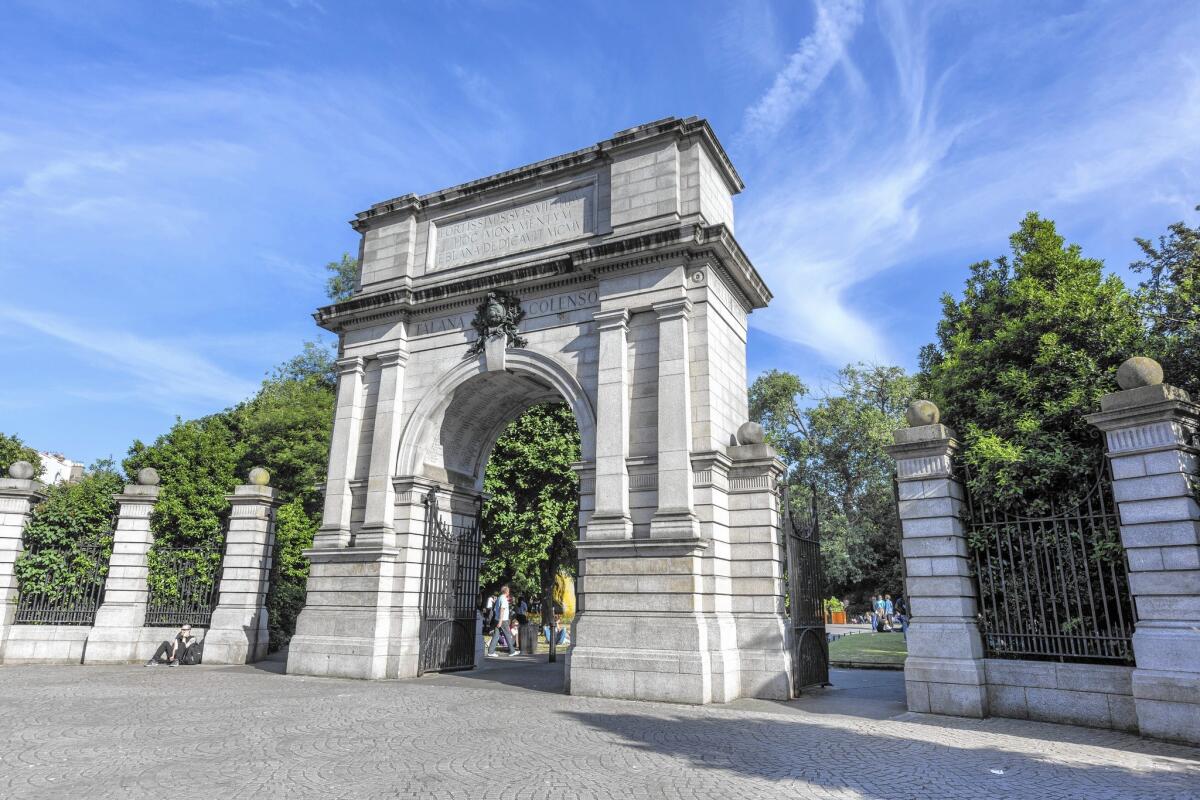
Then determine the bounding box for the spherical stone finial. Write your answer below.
[248,467,271,487]
[1116,356,1163,390]
[8,460,35,480]
[137,467,160,486]
[906,400,940,427]
[736,421,765,446]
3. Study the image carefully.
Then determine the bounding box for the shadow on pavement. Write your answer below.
[415,651,568,694]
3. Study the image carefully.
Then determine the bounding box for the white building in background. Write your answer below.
[38,452,84,484]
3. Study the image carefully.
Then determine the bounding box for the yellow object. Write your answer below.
[553,573,576,619]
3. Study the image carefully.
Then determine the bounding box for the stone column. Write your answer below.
[358,348,408,549]
[587,308,632,539]
[1086,357,1200,745]
[315,355,366,548]
[84,468,161,664]
[886,401,988,718]
[0,462,45,659]
[203,468,281,664]
[650,298,699,538]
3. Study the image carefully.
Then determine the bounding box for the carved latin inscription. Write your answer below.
[430,184,594,271]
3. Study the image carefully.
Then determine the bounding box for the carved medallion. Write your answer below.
[466,290,527,357]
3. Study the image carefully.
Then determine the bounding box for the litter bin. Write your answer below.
[519,622,538,654]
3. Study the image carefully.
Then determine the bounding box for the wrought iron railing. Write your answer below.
[417,490,482,675]
[965,465,1136,664]
[15,541,111,625]
[144,544,223,627]
[782,484,829,692]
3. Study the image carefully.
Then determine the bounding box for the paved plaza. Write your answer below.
[1,656,1198,799]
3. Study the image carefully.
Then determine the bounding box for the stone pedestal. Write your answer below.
[286,546,405,679]
[204,477,281,664]
[886,424,988,718]
[570,536,719,704]
[0,465,45,660]
[1087,381,1200,746]
[84,475,159,664]
[725,443,792,700]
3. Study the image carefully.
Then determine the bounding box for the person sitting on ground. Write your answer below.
[145,624,199,666]
[543,614,569,646]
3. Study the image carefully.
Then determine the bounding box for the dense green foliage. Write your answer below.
[919,213,1143,513]
[267,498,320,650]
[750,364,914,604]
[481,403,580,604]
[117,343,335,645]
[14,461,124,599]
[0,432,41,478]
[325,253,359,303]
[1132,207,1200,396]
[124,416,244,548]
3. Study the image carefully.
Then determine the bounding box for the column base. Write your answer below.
[569,612,716,704]
[84,602,148,664]
[585,514,633,540]
[904,656,989,718]
[649,510,700,539]
[203,606,268,664]
[285,546,415,680]
[1132,669,1200,746]
[732,613,793,700]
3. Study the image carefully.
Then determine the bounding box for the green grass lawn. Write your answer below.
[828,632,907,666]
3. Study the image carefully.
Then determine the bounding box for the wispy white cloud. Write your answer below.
[737,1,1200,368]
[0,305,260,411]
[740,0,864,144]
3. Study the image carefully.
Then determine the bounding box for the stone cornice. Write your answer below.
[1086,385,1200,439]
[351,116,743,232]
[313,222,769,333]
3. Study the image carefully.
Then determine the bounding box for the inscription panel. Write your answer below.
[410,287,600,339]
[429,183,595,272]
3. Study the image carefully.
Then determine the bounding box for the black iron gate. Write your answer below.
[965,464,1137,664]
[783,485,829,693]
[417,488,482,675]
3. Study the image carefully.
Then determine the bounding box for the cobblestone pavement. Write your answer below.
[1,657,1197,800]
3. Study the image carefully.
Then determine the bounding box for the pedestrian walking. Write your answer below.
[486,584,520,657]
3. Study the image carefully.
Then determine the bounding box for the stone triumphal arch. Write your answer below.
[286,117,794,704]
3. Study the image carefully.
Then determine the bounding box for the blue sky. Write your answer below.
[1,0,1197,465]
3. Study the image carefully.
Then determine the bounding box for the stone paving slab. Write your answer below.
[1,660,1197,799]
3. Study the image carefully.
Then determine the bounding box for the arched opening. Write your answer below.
[394,353,594,676]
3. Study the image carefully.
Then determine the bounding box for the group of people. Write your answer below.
[481,584,569,657]
[866,593,906,633]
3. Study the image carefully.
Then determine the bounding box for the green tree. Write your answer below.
[123,415,244,548]
[919,212,1143,513]
[267,498,319,650]
[481,403,580,607]
[0,432,42,478]
[749,365,914,602]
[14,461,124,600]
[231,373,334,514]
[1132,206,1200,396]
[325,253,359,303]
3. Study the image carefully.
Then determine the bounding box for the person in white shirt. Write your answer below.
[486,584,520,657]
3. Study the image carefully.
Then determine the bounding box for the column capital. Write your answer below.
[225,484,282,506]
[336,355,367,376]
[651,297,692,320]
[0,478,46,500]
[113,484,160,503]
[886,425,959,480]
[592,308,630,331]
[375,347,409,369]
[1086,383,1199,445]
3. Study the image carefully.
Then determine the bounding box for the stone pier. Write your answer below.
[886,402,988,718]
[1087,357,1200,745]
